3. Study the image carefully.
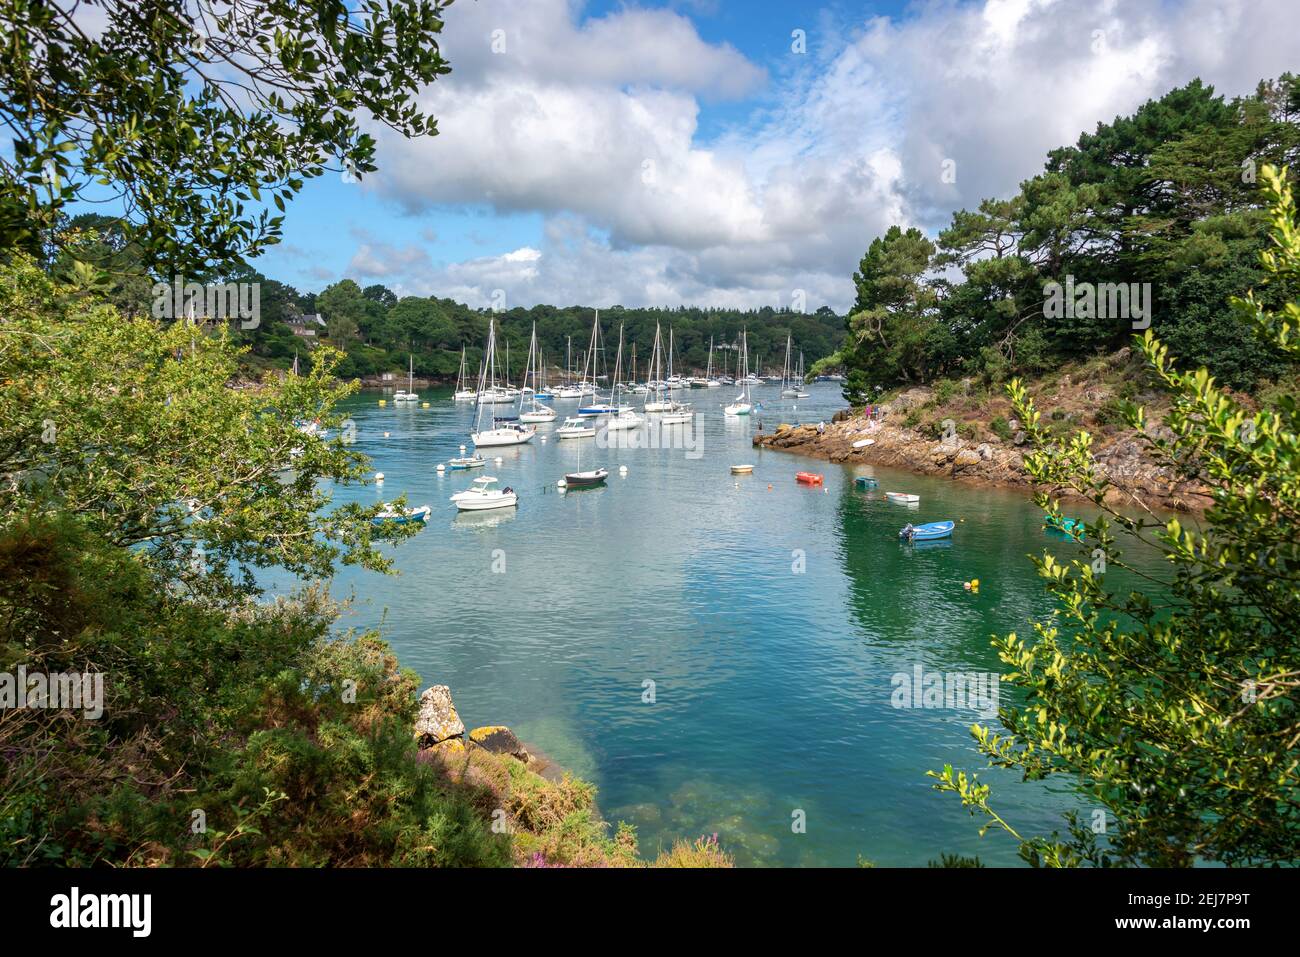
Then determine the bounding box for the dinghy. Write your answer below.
[899,520,954,541]
[1044,514,1086,535]
[730,464,755,475]
[448,455,486,470]
[854,476,878,489]
[885,492,920,503]
[852,438,876,449]
[795,471,824,485]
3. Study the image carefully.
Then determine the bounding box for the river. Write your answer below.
[264,381,1169,866]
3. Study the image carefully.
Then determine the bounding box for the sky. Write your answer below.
[251,0,1300,312]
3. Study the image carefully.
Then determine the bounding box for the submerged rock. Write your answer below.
[469,725,530,763]
[414,685,465,748]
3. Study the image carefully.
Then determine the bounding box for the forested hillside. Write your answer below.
[822,75,1300,401]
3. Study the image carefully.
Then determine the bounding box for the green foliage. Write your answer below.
[0,0,453,276]
[931,165,1300,867]
[989,416,1014,442]
[840,75,1300,398]
[0,255,414,602]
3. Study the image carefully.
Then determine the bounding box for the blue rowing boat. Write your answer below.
[899,520,954,541]
[854,476,878,489]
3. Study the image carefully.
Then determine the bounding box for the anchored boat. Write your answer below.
[372,503,432,525]
[451,476,518,511]
[899,520,954,541]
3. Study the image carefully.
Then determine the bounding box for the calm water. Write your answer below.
[267,382,1168,866]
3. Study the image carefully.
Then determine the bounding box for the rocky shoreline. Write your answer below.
[753,392,1213,513]
[412,684,563,780]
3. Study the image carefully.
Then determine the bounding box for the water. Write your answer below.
[268,382,1168,866]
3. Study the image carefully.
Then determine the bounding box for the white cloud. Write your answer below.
[348,0,1300,311]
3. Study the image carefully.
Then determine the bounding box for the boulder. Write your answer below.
[953,449,983,470]
[414,685,465,748]
[975,443,994,461]
[469,725,531,763]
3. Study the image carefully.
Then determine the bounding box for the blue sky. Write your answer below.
[250,0,1300,310]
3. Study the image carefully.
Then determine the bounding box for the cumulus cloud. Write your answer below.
[347,0,1300,311]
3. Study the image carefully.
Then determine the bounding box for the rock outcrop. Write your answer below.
[413,685,465,750]
[469,725,531,763]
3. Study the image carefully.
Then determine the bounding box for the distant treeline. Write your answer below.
[824,74,1300,402]
[269,286,848,382]
[46,217,846,382]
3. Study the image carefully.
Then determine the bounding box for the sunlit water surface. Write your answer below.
[262,383,1168,866]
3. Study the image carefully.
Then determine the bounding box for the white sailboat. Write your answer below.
[793,350,811,399]
[725,329,753,416]
[643,323,672,413]
[470,318,536,447]
[705,335,720,387]
[519,322,557,423]
[603,322,643,431]
[394,354,418,402]
[453,346,476,400]
[781,334,800,398]
[576,310,616,417]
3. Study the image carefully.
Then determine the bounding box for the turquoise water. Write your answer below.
[268,383,1167,866]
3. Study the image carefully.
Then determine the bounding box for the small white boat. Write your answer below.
[556,416,596,439]
[885,492,920,504]
[853,438,876,449]
[451,476,518,511]
[730,464,754,474]
[660,406,693,424]
[372,503,432,525]
[448,455,486,470]
[519,404,557,423]
[603,407,644,430]
[472,422,536,447]
[724,400,752,416]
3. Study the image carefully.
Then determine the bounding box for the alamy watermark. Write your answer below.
[596,419,704,459]
[152,276,260,329]
[1043,274,1151,329]
[1,666,104,719]
[891,664,999,719]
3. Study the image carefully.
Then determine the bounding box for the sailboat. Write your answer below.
[453,346,476,400]
[781,334,800,398]
[643,323,674,413]
[394,354,418,403]
[470,318,536,447]
[519,323,557,423]
[724,329,753,416]
[577,310,617,417]
[659,327,693,423]
[603,322,643,431]
[792,350,811,398]
[704,335,720,387]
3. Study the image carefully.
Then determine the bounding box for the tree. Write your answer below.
[0,254,414,605]
[931,166,1300,866]
[0,0,452,276]
[840,226,941,400]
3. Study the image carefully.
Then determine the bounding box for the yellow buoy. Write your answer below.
[422,402,430,408]
[378,399,386,407]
